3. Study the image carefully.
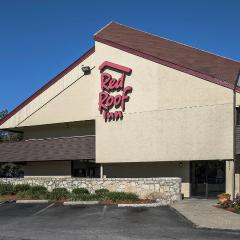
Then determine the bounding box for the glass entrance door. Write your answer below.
[190,161,225,198]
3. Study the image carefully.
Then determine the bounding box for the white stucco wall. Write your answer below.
[0,53,96,128]
[236,92,240,106]
[23,121,94,139]
[95,42,234,163]
[0,39,236,198]
[0,41,235,164]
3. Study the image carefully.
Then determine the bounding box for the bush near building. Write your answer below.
[72,188,90,195]
[95,188,109,195]
[0,183,14,195]
[0,183,140,203]
[0,164,24,178]
[104,192,139,202]
[48,188,71,200]
[218,193,240,214]
[71,193,101,201]
[14,184,31,193]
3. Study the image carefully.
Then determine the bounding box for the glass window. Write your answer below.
[236,108,240,125]
[71,160,100,178]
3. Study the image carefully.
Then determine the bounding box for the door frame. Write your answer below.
[190,160,226,198]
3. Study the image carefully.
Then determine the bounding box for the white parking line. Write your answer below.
[32,203,55,216]
[102,205,107,217]
[63,201,99,205]
[16,200,49,204]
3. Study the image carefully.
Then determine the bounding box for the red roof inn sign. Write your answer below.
[98,61,133,121]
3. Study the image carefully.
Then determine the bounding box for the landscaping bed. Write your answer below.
[215,193,240,214]
[101,199,155,205]
[0,183,153,204]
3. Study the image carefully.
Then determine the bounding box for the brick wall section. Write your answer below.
[0,177,181,203]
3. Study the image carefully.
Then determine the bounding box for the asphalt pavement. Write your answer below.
[0,202,239,240]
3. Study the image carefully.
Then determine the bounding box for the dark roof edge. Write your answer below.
[105,22,240,64]
[95,36,235,91]
[0,47,95,127]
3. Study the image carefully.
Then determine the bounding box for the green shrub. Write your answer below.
[49,188,70,200]
[105,192,139,202]
[72,188,89,195]
[16,190,33,198]
[16,186,49,200]
[14,184,31,194]
[0,183,14,195]
[16,190,28,198]
[70,191,139,202]
[31,185,47,193]
[71,193,102,201]
[30,191,48,200]
[235,207,240,214]
[95,189,109,195]
[30,186,48,199]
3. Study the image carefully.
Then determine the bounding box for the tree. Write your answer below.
[0,109,8,119]
[0,110,24,178]
[0,109,23,142]
[0,109,8,141]
[0,163,24,178]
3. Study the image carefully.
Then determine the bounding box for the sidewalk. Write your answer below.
[171,199,240,231]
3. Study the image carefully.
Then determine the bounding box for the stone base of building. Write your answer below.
[0,177,181,202]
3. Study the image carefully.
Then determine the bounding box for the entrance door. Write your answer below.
[71,160,100,178]
[190,161,225,198]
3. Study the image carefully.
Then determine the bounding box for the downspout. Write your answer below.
[233,69,240,198]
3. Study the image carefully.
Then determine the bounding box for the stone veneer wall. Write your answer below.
[0,177,181,203]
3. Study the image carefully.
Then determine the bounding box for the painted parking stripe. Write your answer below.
[32,203,55,216]
[102,205,107,217]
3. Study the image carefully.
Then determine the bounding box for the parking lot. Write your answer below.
[0,202,239,240]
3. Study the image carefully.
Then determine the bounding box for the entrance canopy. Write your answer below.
[0,136,95,163]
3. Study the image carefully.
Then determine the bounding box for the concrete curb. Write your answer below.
[16,200,49,204]
[118,202,168,208]
[63,201,99,205]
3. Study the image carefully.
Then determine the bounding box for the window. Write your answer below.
[236,107,240,125]
[71,160,100,178]
[237,74,240,87]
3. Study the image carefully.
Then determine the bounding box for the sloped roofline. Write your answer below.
[94,22,240,92]
[95,35,236,90]
[97,22,238,63]
[1,23,240,128]
[0,47,95,127]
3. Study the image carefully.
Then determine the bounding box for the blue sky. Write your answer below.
[0,0,239,112]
